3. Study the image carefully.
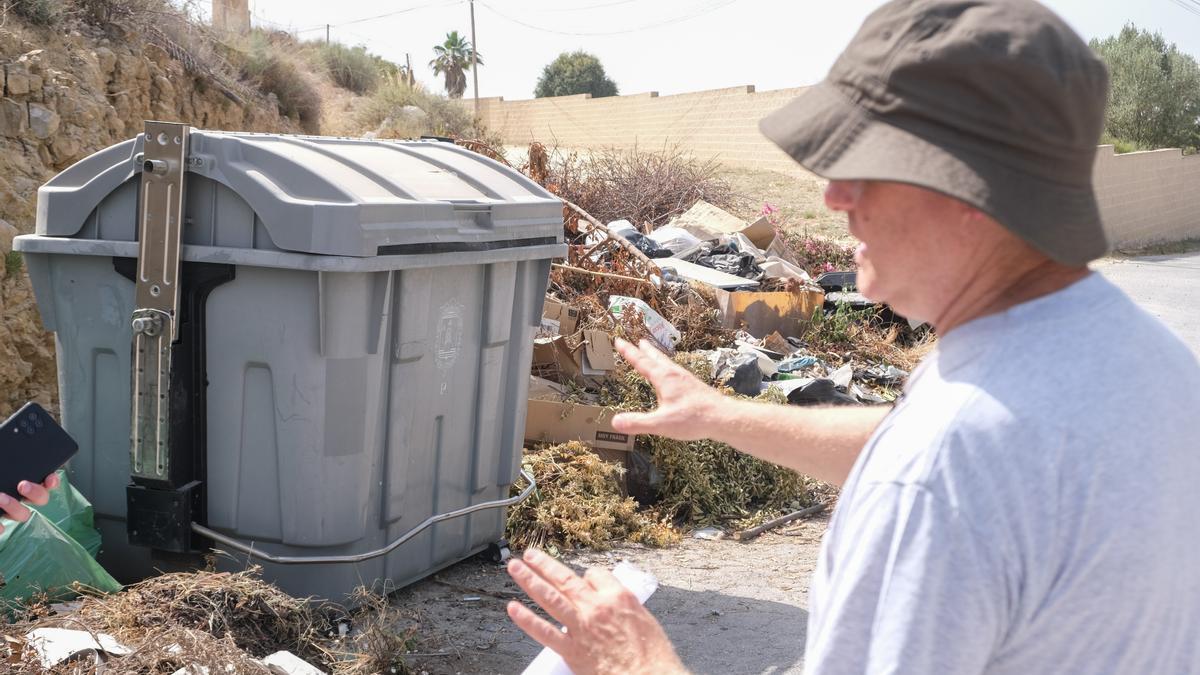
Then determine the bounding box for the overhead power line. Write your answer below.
[518,0,640,13]
[477,0,741,37]
[1166,0,1200,17]
[295,0,463,34]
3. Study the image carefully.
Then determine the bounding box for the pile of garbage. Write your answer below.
[480,140,932,546]
[3,568,417,674]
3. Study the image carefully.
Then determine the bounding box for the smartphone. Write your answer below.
[0,402,78,500]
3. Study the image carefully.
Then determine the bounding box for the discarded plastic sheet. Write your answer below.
[25,627,131,668]
[522,562,658,675]
[689,238,765,282]
[852,384,889,404]
[735,342,779,377]
[830,363,854,390]
[655,257,759,290]
[692,526,725,540]
[0,471,121,604]
[608,296,681,352]
[760,257,812,283]
[860,364,908,385]
[777,355,819,373]
[626,231,674,259]
[696,251,763,281]
[718,353,765,397]
[726,233,768,263]
[786,379,858,406]
[645,225,702,254]
[261,650,327,675]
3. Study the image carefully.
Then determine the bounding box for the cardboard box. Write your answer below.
[531,332,618,387]
[714,287,825,338]
[541,298,580,336]
[524,399,635,468]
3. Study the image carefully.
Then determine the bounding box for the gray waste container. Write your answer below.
[15,123,564,600]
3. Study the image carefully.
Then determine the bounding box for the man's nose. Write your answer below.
[824,180,865,211]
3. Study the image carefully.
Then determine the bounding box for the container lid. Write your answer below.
[36,130,564,257]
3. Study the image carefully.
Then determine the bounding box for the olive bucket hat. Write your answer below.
[760,0,1111,265]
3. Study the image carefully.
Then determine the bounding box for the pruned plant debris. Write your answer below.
[4,567,422,674]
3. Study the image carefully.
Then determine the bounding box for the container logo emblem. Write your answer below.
[435,299,465,375]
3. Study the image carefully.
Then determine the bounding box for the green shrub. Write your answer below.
[318,42,380,95]
[234,32,322,134]
[5,251,23,277]
[355,81,473,138]
[9,0,62,26]
[1100,133,1145,154]
[782,232,858,278]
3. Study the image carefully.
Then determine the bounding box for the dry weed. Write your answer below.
[542,145,743,228]
[507,442,679,553]
[601,357,835,529]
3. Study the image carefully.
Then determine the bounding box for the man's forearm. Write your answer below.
[705,399,890,486]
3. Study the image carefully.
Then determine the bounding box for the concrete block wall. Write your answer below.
[476,89,1200,249]
[476,85,811,175]
[1093,146,1200,249]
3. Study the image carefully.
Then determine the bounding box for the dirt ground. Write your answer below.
[719,167,850,244]
[394,516,829,675]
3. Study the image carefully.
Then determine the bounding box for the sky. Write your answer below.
[238,0,1200,101]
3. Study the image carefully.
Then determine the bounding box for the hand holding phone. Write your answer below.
[0,402,78,534]
[0,472,60,533]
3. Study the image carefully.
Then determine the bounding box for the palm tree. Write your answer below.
[429,30,481,99]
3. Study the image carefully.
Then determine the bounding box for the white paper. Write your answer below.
[25,627,131,667]
[521,562,659,675]
[261,650,327,675]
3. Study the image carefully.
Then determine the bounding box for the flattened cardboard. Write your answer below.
[524,399,635,454]
[670,199,748,240]
[583,330,618,372]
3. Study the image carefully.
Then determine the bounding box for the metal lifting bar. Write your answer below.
[190,469,537,565]
[130,121,190,482]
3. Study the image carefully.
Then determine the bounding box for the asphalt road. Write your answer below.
[1098,252,1200,356]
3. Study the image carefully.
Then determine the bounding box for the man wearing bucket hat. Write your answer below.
[504,0,1200,673]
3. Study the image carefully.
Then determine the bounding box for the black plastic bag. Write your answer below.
[786,378,858,406]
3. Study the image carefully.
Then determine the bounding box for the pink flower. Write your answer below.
[822,261,836,273]
[761,202,778,216]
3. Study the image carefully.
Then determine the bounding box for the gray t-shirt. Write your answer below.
[805,273,1200,674]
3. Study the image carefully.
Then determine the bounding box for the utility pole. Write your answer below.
[325,24,330,44]
[406,53,414,87]
[469,0,480,121]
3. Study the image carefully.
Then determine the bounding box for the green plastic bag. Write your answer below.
[0,471,121,603]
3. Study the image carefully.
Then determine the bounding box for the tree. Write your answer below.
[430,31,481,99]
[1090,25,1200,151]
[534,51,618,99]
